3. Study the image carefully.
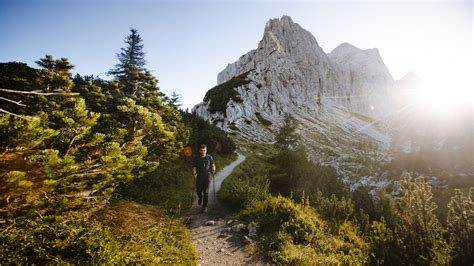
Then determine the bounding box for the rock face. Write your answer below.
[328,42,395,114]
[193,16,398,143]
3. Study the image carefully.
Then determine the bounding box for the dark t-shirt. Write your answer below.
[192,154,214,177]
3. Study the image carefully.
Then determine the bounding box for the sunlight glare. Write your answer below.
[413,64,473,115]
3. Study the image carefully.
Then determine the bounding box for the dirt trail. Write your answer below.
[182,154,263,265]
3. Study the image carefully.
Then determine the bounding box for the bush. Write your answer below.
[238,195,368,264]
[115,159,194,211]
[218,175,269,209]
[312,192,354,233]
[203,72,249,113]
[218,153,272,210]
[0,203,198,264]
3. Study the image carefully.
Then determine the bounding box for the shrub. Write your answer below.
[238,195,368,264]
[181,111,236,155]
[218,153,272,210]
[203,72,249,113]
[0,203,198,264]
[218,175,269,209]
[312,192,354,233]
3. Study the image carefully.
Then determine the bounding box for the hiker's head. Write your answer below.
[199,144,207,156]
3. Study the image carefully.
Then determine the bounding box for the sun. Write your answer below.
[412,66,473,115]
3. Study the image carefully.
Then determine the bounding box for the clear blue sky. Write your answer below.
[1,0,472,110]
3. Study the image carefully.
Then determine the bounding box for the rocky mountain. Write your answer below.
[192,15,413,182]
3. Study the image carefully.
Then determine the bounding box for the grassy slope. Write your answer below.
[218,144,368,264]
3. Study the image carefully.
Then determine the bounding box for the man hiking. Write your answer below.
[192,144,216,213]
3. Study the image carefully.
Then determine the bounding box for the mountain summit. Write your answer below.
[194,16,396,146]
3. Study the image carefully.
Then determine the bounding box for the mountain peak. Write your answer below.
[258,15,325,59]
[264,15,295,30]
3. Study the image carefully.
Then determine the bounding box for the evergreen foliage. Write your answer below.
[0,29,213,263]
[447,188,474,265]
[0,54,187,218]
[274,114,300,152]
[269,114,348,197]
[394,175,451,265]
[109,29,146,76]
[239,195,368,264]
[218,153,271,209]
[203,71,248,113]
[181,110,236,155]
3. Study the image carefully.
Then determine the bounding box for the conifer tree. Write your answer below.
[275,114,300,152]
[107,28,189,163]
[36,55,74,76]
[108,29,159,99]
[109,29,146,76]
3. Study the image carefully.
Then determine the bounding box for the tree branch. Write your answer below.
[0,97,28,107]
[0,88,79,96]
[0,108,32,121]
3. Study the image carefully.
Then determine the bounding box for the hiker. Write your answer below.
[192,144,216,213]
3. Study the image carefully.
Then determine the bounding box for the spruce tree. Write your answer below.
[275,114,300,152]
[108,29,164,101]
[107,28,189,163]
[36,55,74,76]
[109,28,146,76]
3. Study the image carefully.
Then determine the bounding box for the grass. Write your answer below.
[204,71,251,113]
[218,151,272,210]
[95,201,198,263]
[0,204,198,264]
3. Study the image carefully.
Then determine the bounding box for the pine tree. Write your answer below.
[106,29,189,164]
[275,114,300,152]
[108,29,164,101]
[109,29,146,76]
[36,55,74,76]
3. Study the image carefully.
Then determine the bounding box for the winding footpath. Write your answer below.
[182,153,263,265]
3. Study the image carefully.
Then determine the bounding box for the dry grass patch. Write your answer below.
[99,201,165,233]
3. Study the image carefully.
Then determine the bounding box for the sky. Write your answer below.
[0,0,472,110]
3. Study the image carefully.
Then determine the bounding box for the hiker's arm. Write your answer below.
[211,156,216,174]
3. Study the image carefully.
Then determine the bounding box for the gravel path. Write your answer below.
[182,154,263,265]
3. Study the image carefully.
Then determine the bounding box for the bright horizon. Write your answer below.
[0,0,472,110]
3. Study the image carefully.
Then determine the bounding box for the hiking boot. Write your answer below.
[200,207,207,213]
[198,197,202,206]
